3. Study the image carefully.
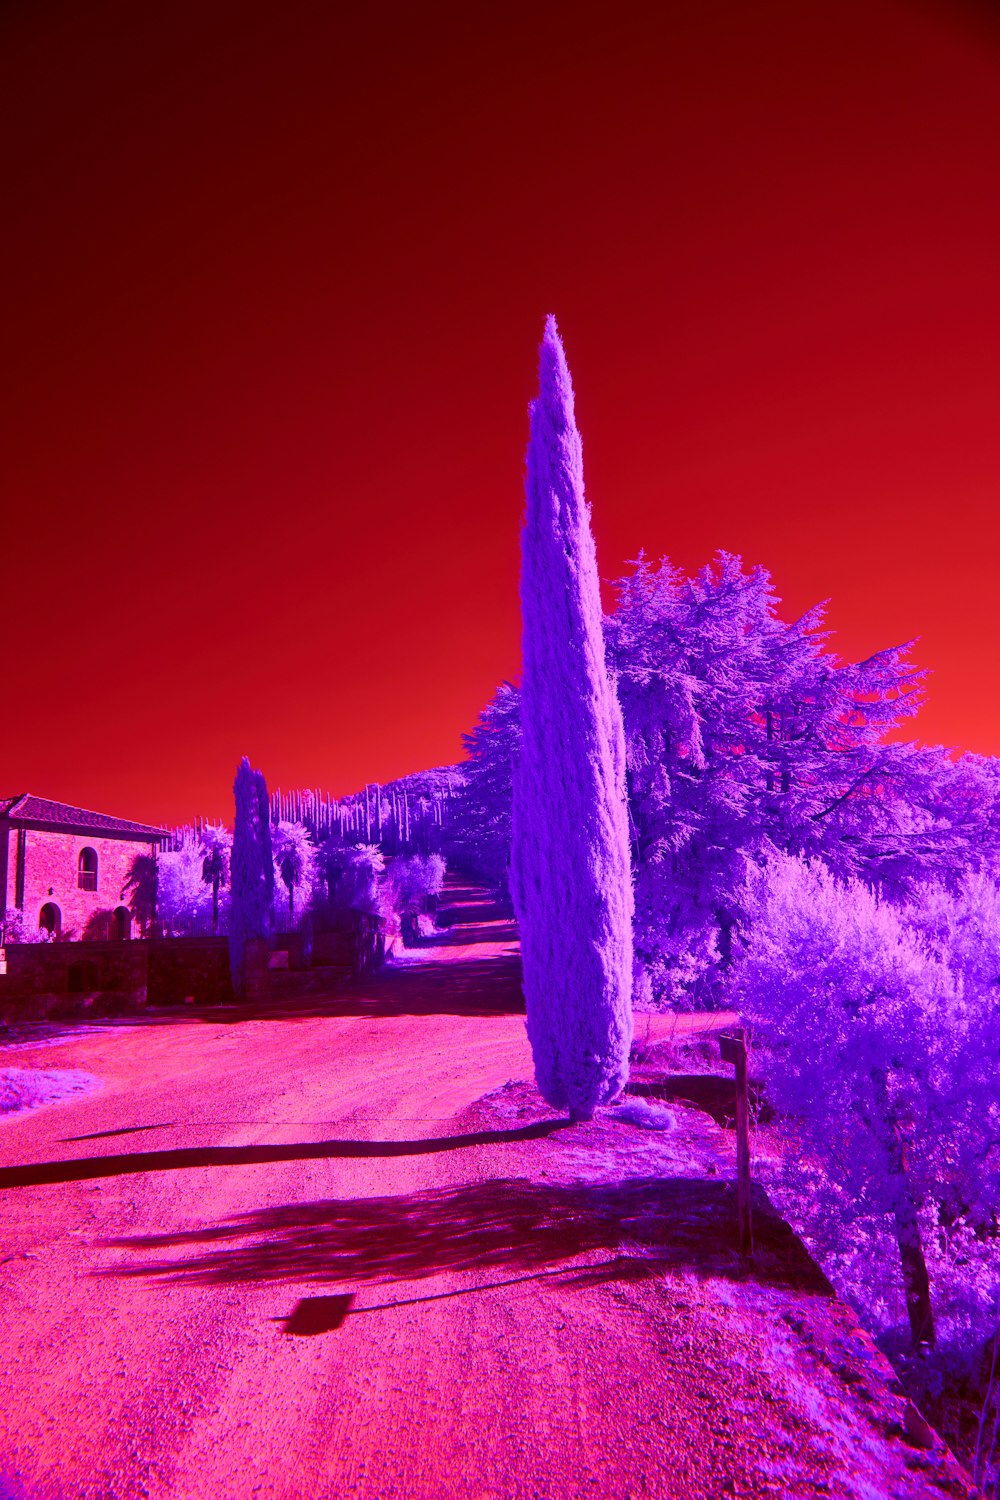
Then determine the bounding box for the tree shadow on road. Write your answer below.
[0,1119,572,1190]
[345,954,525,1014]
[1,953,527,1040]
[100,1176,833,1298]
[198,954,526,1022]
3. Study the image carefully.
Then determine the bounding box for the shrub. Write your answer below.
[2,907,52,943]
[318,843,386,917]
[382,854,445,916]
[737,855,1000,1361]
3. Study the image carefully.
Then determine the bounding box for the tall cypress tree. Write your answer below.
[511,316,633,1120]
[229,756,274,994]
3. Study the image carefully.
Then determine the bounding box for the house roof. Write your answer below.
[0,794,167,840]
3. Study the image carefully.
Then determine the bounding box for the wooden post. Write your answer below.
[719,1026,753,1257]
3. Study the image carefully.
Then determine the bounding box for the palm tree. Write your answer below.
[272,820,314,927]
[122,852,159,937]
[199,824,231,935]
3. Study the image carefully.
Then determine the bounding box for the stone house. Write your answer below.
[0,794,166,941]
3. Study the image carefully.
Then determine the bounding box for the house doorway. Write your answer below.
[111,906,131,941]
[39,902,61,938]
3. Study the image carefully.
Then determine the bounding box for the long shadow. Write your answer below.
[0,1120,571,1190]
[101,1175,832,1296]
[346,954,525,1017]
[196,951,525,1023]
[277,1258,651,1336]
[64,1122,176,1143]
[197,954,526,1023]
[4,952,527,1034]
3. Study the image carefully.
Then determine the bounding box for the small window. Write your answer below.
[111,906,131,941]
[78,847,98,891]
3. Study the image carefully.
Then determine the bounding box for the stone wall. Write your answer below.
[0,941,149,1021]
[0,937,236,1018]
[147,938,234,1007]
[0,913,389,1021]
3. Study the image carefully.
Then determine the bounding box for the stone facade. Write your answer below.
[0,794,165,942]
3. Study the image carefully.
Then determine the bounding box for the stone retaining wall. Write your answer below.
[0,910,392,1021]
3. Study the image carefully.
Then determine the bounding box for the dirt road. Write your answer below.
[0,890,975,1499]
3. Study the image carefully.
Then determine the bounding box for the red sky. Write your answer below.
[3,0,1000,827]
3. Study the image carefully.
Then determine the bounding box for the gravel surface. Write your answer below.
[0,893,977,1499]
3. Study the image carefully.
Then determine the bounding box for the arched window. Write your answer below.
[78,847,98,891]
[111,906,131,942]
[39,902,61,938]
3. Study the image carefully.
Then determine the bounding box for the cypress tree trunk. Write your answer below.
[511,316,633,1121]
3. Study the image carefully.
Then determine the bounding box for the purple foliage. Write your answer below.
[459,551,1000,1011]
[511,316,633,1118]
[1,907,52,944]
[271,819,316,928]
[199,822,232,936]
[737,855,1000,1356]
[229,757,274,993]
[382,853,446,915]
[449,682,521,886]
[156,840,214,936]
[256,768,275,910]
[122,853,158,937]
[606,552,1000,1007]
[320,842,386,916]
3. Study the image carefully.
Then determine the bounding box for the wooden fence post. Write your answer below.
[720,1025,753,1257]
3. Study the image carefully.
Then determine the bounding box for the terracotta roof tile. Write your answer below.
[0,794,166,839]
